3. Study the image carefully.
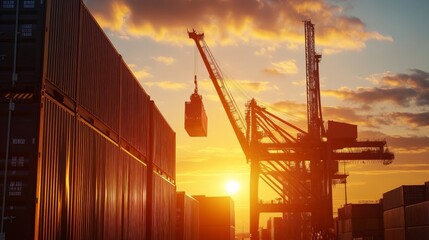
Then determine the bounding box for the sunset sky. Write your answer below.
[84,0,429,231]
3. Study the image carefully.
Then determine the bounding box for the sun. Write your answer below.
[225,179,240,195]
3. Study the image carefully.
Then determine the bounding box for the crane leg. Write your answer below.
[250,160,260,240]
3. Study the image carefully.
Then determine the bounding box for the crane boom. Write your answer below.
[188,30,251,159]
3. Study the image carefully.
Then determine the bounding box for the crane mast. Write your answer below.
[304,20,324,139]
[188,30,251,158]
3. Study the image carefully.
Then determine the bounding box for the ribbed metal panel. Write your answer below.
[151,173,176,240]
[0,1,45,85]
[78,5,120,133]
[405,201,429,227]
[406,226,429,239]
[384,207,405,229]
[176,192,199,240]
[193,196,235,240]
[120,61,150,157]
[0,101,40,239]
[384,228,405,240]
[37,97,74,239]
[72,121,109,239]
[44,0,80,98]
[151,101,176,179]
[383,185,426,211]
[121,149,147,239]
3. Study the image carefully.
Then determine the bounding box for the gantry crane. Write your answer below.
[188,20,394,240]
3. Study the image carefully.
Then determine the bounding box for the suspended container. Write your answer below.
[185,76,207,137]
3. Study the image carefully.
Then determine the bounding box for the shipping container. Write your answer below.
[44,0,81,99]
[149,172,176,240]
[120,60,150,159]
[406,226,429,240]
[193,195,235,240]
[121,149,148,239]
[384,207,405,229]
[0,0,45,86]
[426,182,429,201]
[1,0,177,239]
[176,192,199,240]
[384,228,405,240]
[0,99,40,239]
[36,97,74,239]
[383,185,426,211]
[150,101,176,179]
[78,5,120,133]
[405,201,429,227]
[185,92,207,137]
[343,203,383,219]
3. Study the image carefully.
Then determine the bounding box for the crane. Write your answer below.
[188,21,394,240]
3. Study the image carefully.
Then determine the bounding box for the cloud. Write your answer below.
[127,63,152,79]
[142,80,186,90]
[255,45,277,57]
[85,0,392,51]
[236,80,273,92]
[322,106,370,126]
[153,56,175,65]
[323,69,429,107]
[263,60,298,75]
[386,112,429,127]
[359,130,429,153]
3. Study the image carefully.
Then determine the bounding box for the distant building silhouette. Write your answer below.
[193,195,235,240]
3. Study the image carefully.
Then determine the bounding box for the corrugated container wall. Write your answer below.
[1,0,176,239]
[384,228,405,240]
[0,1,45,86]
[37,97,75,239]
[78,5,120,133]
[120,61,150,158]
[0,101,40,239]
[176,192,199,240]
[45,0,80,98]
[194,195,235,240]
[150,101,176,179]
[405,201,429,227]
[383,185,426,211]
[406,226,429,239]
[150,173,176,240]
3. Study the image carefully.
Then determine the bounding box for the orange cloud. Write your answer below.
[85,0,392,51]
[323,69,429,107]
[128,64,152,79]
[153,56,175,65]
[263,60,298,75]
[143,80,186,90]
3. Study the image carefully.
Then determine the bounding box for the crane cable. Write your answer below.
[193,45,199,94]
[219,63,305,123]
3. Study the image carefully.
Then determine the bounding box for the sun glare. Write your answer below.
[225,179,240,195]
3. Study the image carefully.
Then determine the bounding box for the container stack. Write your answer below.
[383,185,427,240]
[176,192,199,240]
[0,1,176,239]
[336,203,384,240]
[148,101,176,240]
[193,195,235,240]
